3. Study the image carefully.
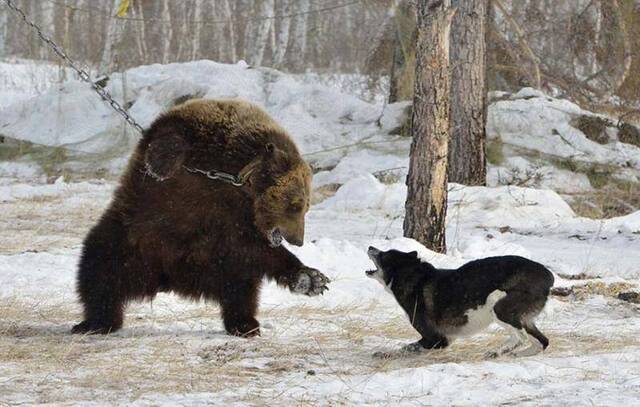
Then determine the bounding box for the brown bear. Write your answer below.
[72,99,330,337]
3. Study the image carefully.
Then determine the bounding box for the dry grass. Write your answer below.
[570,281,637,300]
[2,288,640,405]
[566,180,640,219]
[0,189,109,254]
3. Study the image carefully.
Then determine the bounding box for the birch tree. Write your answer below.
[288,0,310,72]
[190,0,203,60]
[99,0,127,75]
[404,0,456,253]
[0,8,7,58]
[244,0,275,67]
[222,0,237,62]
[160,0,172,64]
[448,0,487,185]
[273,0,293,68]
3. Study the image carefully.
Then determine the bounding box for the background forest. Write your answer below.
[1,0,639,108]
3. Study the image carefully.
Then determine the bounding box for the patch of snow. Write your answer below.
[487,93,640,183]
[378,101,411,133]
[313,150,408,187]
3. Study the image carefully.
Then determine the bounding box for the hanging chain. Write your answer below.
[3,0,255,187]
[4,0,144,134]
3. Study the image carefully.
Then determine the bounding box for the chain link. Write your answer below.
[4,0,144,134]
[183,166,246,187]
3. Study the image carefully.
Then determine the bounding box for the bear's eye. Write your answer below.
[288,201,304,213]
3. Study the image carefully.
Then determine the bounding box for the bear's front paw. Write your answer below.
[290,267,330,296]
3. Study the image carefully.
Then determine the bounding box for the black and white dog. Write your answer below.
[366,247,554,357]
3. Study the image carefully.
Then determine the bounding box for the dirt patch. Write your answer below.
[552,281,637,301]
[618,122,640,147]
[570,115,611,144]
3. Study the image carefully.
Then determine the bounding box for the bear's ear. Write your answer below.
[144,134,187,181]
[238,143,290,185]
[263,142,291,175]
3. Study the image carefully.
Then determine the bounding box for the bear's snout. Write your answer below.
[282,228,304,246]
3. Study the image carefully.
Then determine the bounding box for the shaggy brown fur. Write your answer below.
[72,99,330,337]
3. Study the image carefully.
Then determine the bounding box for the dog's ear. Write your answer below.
[408,251,418,258]
[144,134,187,181]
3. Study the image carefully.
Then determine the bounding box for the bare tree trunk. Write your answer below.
[388,27,405,103]
[191,0,203,60]
[448,0,487,185]
[133,0,148,64]
[288,0,310,72]
[0,7,8,58]
[99,0,126,75]
[245,0,275,67]
[404,0,456,254]
[222,0,237,62]
[160,0,172,64]
[273,0,293,68]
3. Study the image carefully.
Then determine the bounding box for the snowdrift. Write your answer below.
[2,60,639,195]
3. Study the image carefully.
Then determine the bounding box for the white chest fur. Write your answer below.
[449,290,507,338]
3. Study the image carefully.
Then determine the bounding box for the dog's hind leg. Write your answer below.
[491,291,547,357]
[509,320,548,357]
[523,321,549,349]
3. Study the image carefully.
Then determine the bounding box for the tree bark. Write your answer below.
[388,26,405,104]
[160,0,172,64]
[273,0,293,68]
[288,0,310,72]
[244,0,275,67]
[448,0,487,185]
[133,0,149,64]
[98,0,126,75]
[404,0,456,254]
[0,7,8,58]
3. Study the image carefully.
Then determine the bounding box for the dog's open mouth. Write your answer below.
[268,228,283,247]
[366,246,382,277]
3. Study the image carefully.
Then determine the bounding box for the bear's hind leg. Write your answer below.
[219,278,261,338]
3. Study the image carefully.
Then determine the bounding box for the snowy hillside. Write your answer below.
[2,60,639,200]
[1,60,640,405]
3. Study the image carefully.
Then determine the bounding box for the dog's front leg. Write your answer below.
[411,318,449,351]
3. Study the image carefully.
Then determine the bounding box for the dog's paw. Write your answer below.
[290,267,330,296]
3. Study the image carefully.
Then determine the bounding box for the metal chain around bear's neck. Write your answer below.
[183,166,246,187]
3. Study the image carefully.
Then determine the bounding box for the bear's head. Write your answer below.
[143,126,312,248]
[238,142,312,247]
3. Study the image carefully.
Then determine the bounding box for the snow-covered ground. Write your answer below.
[1,176,639,405]
[1,60,640,405]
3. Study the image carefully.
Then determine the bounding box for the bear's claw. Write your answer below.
[290,267,330,296]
